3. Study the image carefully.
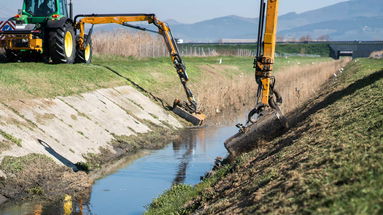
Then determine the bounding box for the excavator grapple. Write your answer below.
[172,100,206,126]
[225,0,288,157]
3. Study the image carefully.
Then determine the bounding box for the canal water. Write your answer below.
[0,123,241,215]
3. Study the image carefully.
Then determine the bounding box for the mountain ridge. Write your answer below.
[167,0,383,41]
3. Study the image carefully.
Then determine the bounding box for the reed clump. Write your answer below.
[92,31,168,58]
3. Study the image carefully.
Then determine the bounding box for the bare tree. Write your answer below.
[299,35,312,42]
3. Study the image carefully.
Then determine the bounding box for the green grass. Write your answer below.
[27,186,44,196]
[146,165,232,215]
[0,56,330,101]
[145,58,383,214]
[0,62,123,100]
[276,43,330,56]
[295,58,383,214]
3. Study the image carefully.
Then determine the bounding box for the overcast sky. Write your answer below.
[1,0,348,23]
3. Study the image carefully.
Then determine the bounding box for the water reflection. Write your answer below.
[0,125,235,215]
[0,196,85,215]
[172,129,194,184]
[172,128,210,185]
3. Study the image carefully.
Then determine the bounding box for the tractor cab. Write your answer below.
[1,0,76,63]
[20,0,69,23]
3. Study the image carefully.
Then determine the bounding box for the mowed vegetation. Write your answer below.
[146,58,383,214]
[0,55,330,102]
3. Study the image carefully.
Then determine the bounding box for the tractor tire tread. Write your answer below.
[75,35,93,64]
[48,23,75,64]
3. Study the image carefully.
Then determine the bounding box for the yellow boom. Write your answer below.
[74,14,206,125]
[255,0,279,106]
[245,0,287,127]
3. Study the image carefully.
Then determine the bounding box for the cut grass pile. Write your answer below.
[146,58,383,214]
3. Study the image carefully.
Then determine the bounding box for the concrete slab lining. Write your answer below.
[0,85,182,165]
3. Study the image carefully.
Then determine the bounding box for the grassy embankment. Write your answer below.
[146,58,383,214]
[0,55,329,114]
[0,55,332,164]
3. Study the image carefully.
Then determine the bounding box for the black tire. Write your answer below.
[5,49,19,62]
[48,22,76,64]
[75,35,93,64]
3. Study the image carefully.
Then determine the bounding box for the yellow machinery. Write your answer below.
[225,0,287,157]
[74,13,206,125]
[239,0,287,130]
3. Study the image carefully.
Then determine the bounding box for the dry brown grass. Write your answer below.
[194,65,256,121]
[276,58,351,113]
[148,63,257,125]
[93,31,168,58]
[188,59,350,124]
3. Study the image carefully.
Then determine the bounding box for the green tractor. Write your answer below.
[0,0,92,63]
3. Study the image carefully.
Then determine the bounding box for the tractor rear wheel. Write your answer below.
[48,22,76,64]
[75,35,93,64]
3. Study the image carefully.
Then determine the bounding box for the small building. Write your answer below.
[329,41,383,59]
[175,38,184,44]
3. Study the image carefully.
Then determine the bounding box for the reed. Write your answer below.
[92,31,168,58]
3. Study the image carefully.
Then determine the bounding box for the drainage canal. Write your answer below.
[0,121,242,215]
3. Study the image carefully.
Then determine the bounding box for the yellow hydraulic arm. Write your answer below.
[74,14,206,125]
[245,0,287,127]
[256,0,278,105]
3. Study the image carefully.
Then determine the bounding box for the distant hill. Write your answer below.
[168,0,383,42]
[280,16,383,41]
[171,15,259,42]
[278,0,383,31]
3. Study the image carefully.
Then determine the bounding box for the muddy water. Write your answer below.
[0,123,241,215]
